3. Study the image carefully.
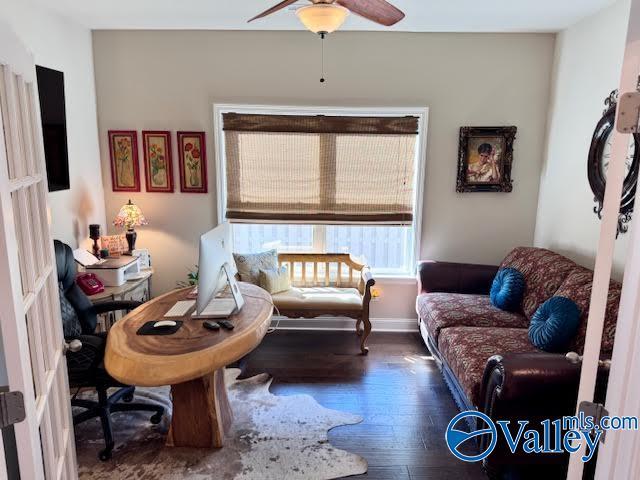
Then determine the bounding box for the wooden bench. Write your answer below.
[273,253,376,355]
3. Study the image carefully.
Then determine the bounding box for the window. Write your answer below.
[216,105,428,276]
[232,224,412,274]
[232,224,314,253]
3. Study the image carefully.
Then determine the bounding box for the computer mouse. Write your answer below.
[153,320,177,328]
[203,320,221,331]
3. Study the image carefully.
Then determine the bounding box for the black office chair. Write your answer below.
[55,240,164,461]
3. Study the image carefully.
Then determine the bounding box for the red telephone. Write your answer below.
[76,273,105,296]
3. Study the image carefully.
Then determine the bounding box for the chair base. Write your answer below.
[72,385,164,461]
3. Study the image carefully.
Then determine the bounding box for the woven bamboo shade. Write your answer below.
[223,114,418,224]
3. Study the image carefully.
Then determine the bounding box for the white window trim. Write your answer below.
[213,104,429,278]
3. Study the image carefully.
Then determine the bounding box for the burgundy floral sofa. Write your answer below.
[416,247,620,478]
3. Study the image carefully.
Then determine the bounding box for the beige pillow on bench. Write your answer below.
[233,250,278,284]
[259,266,291,294]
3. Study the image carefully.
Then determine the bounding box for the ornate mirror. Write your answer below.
[587,90,640,236]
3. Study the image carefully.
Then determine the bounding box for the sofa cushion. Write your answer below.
[272,287,363,312]
[416,292,528,345]
[490,267,526,312]
[500,247,579,319]
[528,297,581,352]
[554,267,623,354]
[438,326,540,407]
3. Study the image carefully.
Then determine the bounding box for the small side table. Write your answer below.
[89,268,154,332]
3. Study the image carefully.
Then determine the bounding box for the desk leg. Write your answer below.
[167,368,233,448]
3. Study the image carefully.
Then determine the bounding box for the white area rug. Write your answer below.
[75,369,367,479]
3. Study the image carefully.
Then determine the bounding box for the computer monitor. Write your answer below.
[196,223,237,315]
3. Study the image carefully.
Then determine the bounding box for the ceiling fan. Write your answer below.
[248,0,405,34]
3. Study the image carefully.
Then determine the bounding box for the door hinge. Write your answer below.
[579,400,609,444]
[0,389,25,429]
[617,88,640,134]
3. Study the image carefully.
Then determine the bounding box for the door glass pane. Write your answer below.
[11,191,27,295]
[25,306,44,399]
[11,73,26,179]
[27,185,45,275]
[0,66,14,179]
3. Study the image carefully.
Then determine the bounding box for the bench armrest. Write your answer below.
[417,261,498,295]
[359,266,376,322]
[360,266,375,297]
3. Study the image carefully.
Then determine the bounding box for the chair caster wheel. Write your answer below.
[150,412,163,425]
[123,392,134,403]
[99,448,113,461]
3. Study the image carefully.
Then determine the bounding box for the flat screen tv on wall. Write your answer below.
[36,65,70,192]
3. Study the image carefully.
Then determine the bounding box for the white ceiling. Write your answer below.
[35,0,616,33]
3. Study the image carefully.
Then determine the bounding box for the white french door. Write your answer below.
[566,0,640,478]
[0,25,77,479]
[592,0,640,475]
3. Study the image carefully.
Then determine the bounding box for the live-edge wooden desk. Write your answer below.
[104,282,273,448]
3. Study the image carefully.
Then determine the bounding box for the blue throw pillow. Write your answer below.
[490,267,525,312]
[529,296,580,352]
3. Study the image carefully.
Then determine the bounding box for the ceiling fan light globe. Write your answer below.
[296,4,349,34]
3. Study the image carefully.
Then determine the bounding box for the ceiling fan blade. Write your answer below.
[248,0,300,23]
[336,0,405,26]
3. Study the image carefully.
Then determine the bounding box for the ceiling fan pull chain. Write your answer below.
[320,32,326,83]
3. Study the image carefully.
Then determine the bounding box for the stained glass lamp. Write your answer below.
[113,199,148,254]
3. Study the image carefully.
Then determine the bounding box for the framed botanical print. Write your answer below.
[177,131,207,193]
[108,130,140,192]
[142,131,174,192]
[456,126,517,193]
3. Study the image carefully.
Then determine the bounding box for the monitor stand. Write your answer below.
[192,263,244,319]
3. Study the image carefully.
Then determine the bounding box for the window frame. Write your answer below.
[213,104,429,278]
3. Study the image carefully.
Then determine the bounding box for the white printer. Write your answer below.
[74,249,141,287]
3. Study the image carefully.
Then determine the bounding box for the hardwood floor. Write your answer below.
[238,330,487,480]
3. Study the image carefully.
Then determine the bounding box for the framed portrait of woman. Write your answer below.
[456,126,517,193]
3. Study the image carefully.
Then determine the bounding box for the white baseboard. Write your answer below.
[270,316,419,332]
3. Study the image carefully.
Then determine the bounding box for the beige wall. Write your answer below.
[1,0,106,249]
[92,30,555,317]
[534,0,631,279]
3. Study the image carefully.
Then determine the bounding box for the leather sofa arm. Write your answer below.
[417,261,498,295]
[480,353,610,415]
[479,353,610,474]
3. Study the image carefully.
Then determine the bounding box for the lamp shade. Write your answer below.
[296,4,349,34]
[114,199,148,230]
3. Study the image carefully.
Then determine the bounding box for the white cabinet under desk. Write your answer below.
[89,268,154,332]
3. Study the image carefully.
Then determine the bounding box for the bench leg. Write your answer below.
[356,318,363,336]
[360,315,371,355]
